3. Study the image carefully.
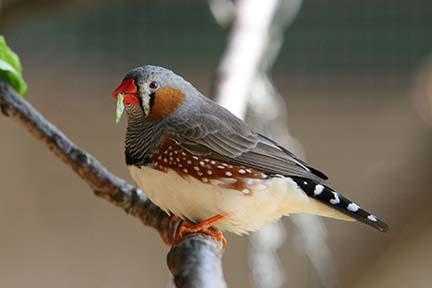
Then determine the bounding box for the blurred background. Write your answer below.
[1,0,432,287]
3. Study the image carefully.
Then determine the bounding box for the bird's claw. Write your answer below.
[174,221,227,247]
[165,214,227,248]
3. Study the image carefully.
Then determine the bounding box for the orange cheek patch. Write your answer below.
[148,87,185,120]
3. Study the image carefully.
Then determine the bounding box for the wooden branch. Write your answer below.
[168,235,226,288]
[0,81,226,288]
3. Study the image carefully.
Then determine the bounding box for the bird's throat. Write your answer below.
[125,118,162,166]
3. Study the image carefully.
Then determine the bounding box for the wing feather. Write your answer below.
[165,99,326,182]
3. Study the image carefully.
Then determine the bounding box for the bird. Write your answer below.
[112,65,388,245]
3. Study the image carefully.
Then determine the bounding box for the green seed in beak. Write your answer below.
[115,94,125,124]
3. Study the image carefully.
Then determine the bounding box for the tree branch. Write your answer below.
[168,235,226,288]
[0,81,226,288]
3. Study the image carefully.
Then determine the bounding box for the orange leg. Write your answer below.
[172,214,227,247]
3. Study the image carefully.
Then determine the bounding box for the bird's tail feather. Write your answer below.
[290,177,389,232]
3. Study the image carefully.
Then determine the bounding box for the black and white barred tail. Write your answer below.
[290,177,389,232]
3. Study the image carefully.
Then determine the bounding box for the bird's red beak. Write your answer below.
[112,78,140,105]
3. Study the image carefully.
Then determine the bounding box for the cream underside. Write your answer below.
[129,166,352,235]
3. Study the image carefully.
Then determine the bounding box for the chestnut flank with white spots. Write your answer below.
[151,138,268,192]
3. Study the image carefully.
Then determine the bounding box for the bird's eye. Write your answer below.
[149,81,159,90]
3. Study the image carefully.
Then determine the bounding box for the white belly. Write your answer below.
[129,166,350,234]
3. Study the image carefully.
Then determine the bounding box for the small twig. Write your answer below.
[0,81,226,288]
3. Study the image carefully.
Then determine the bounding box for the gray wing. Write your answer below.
[165,101,327,182]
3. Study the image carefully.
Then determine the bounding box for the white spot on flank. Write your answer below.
[163,158,168,163]
[210,160,216,165]
[169,157,173,161]
[192,156,199,160]
[368,215,378,222]
[182,168,188,173]
[157,156,162,160]
[222,163,228,167]
[187,160,192,165]
[242,189,251,194]
[261,173,267,178]
[330,192,340,205]
[314,184,324,195]
[347,203,360,212]
[204,159,210,162]
[174,150,178,154]
[168,145,172,150]
[303,181,308,185]
[238,169,246,174]
[246,169,252,173]
[169,152,173,156]
[202,177,208,183]
[207,170,213,175]
[225,171,233,177]
[181,152,186,156]
[199,161,205,166]
[176,158,180,162]
[193,166,200,171]
[197,172,203,176]
[217,165,225,169]
[178,164,183,168]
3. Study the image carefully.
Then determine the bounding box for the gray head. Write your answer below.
[112,65,198,122]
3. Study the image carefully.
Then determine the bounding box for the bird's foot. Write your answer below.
[168,214,227,248]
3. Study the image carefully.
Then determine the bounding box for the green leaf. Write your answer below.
[0,36,27,95]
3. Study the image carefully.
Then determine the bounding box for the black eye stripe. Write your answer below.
[149,92,155,110]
